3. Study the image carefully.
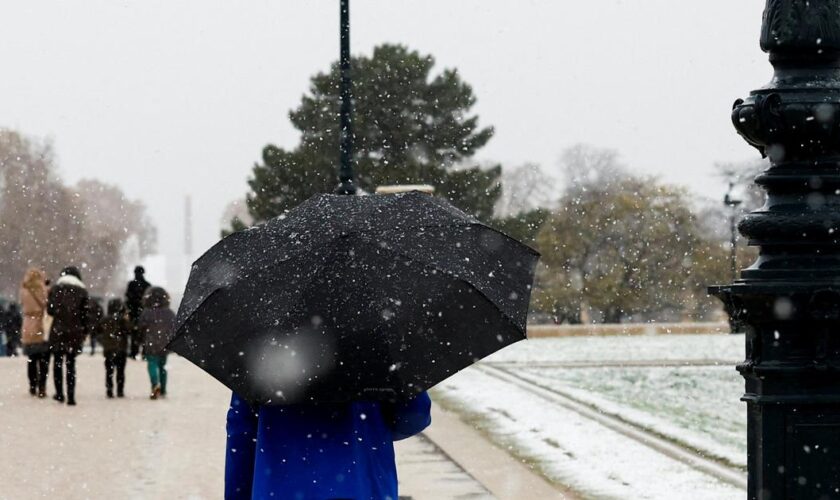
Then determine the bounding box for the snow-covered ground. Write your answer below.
[434,333,747,499]
[485,333,743,364]
[516,364,745,468]
[1,333,747,499]
[0,356,490,500]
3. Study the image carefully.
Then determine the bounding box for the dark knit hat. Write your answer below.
[60,266,82,280]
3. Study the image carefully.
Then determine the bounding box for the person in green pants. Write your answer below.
[138,287,174,400]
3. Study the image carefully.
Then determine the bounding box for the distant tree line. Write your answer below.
[230,43,752,324]
[0,129,156,298]
[525,144,749,323]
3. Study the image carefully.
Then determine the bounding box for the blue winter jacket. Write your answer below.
[224,391,432,500]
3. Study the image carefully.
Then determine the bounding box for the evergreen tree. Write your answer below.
[243,44,499,224]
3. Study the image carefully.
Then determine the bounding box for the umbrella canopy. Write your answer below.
[168,192,539,406]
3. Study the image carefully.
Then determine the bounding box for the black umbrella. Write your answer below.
[168,192,539,406]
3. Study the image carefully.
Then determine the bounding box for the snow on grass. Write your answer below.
[485,334,746,467]
[486,333,744,364]
[433,366,743,500]
[435,334,748,497]
[514,365,746,468]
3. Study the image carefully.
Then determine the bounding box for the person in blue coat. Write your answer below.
[224,391,432,500]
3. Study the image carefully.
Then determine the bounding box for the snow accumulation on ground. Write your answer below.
[433,334,746,499]
[484,333,743,364]
[515,364,746,468]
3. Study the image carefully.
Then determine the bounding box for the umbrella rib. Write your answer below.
[170,288,224,349]
[173,251,337,353]
[350,236,529,336]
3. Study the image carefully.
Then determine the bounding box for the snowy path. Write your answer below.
[0,334,748,499]
[1,355,228,500]
[0,355,493,500]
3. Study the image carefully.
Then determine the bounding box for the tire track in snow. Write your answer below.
[474,363,748,491]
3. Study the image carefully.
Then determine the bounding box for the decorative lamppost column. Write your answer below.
[712,1,840,498]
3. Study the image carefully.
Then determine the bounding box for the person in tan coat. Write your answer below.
[19,268,49,397]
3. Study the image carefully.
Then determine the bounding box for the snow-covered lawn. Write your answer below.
[433,333,747,499]
[485,333,743,364]
[515,365,746,468]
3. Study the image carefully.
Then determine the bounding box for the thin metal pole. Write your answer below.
[336,0,356,195]
[723,183,741,283]
[729,209,738,282]
[729,211,737,282]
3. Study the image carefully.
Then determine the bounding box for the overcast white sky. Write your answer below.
[0,0,768,281]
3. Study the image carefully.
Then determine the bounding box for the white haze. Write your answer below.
[0,0,767,285]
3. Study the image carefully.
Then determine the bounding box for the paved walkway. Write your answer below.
[0,355,563,499]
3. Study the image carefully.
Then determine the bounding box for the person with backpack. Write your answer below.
[138,287,175,400]
[96,298,130,398]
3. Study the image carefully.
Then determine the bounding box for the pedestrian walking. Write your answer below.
[42,279,53,342]
[125,266,150,359]
[86,297,103,356]
[96,298,129,398]
[5,303,22,356]
[138,286,174,400]
[225,391,431,499]
[19,268,50,397]
[47,266,90,406]
[0,303,9,357]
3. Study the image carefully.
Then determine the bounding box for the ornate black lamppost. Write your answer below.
[335,0,356,195]
[712,1,840,498]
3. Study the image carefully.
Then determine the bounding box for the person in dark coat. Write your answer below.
[47,266,90,406]
[0,305,7,357]
[125,266,150,359]
[5,303,22,356]
[138,286,174,399]
[225,392,432,499]
[86,297,104,356]
[96,298,130,398]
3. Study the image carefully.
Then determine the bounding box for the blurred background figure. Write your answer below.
[96,298,130,398]
[19,268,49,397]
[0,303,9,357]
[139,286,174,400]
[86,297,104,355]
[125,266,150,360]
[43,279,53,346]
[48,266,89,406]
[4,303,22,356]
[0,308,6,357]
